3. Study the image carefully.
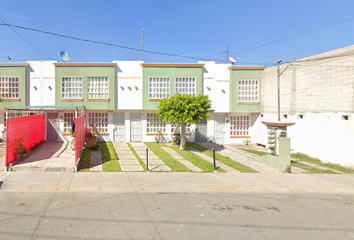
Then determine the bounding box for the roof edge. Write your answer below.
[54,63,117,67]
[228,66,265,70]
[141,63,205,67]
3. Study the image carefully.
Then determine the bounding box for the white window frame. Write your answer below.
[147,113,166,133]
[148,77,170,99]
[88,112,108,134]
[237,79,259,102]
[171,123,191,134]
[87,77,109,99]
[230,115,250,136]
[64,112,74,133]
[175,77,196,96]
[61,76,83,99]
[0,76,19,99]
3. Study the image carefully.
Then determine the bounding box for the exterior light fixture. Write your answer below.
[206,86,211,91]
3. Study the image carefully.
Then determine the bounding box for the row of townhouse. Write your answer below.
[0,60,263,146]
[1,44,353,167]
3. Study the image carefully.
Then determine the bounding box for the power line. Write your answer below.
[227,15,354,57]
[0,18,53,60]
[0,22,228,63]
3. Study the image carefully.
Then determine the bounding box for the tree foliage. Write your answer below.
[157,94,212,150]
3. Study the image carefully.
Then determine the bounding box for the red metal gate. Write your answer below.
[5,114,45,167]
[75,114,86,166]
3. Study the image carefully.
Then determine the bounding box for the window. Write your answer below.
[88,113,108,134]
[172,123,191,134]
[64,113,74,133]
[147,113,166,133]
[230,116,250,136]
[175,77,196,96]
[148,77,170,99]
[237,79,259,102]
[61,77,83,99]
[88,77,109,99]
[0,77,19,99]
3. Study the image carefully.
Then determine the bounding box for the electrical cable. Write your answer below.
[226,15,354,57]
[0,18,53,60]
[0,22,227,63]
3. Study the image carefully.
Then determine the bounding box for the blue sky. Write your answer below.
[1,0,354,66]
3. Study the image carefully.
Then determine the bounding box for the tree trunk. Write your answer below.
[180,122,186,150]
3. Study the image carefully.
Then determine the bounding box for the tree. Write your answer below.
[157,93,212,150]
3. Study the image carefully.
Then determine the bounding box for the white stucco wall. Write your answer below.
[115,61,143,110]
[27,61,56,106]
[202,62,231,113]
[261,45,354,166]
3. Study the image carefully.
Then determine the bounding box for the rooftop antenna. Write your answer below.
[3,56,11,63]
[221,44,229,64]
[137,27,148,62]
[58,50,69,62]
[229,57,240,65]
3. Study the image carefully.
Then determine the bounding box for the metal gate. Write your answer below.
[195,121,207,142]
[130,113,142,142]
[113,113,125,142]
[214,115,225,145]
[47,113,59,141]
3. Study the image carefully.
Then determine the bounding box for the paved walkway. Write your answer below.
[186,147,240,173]
[113,142,143,172]
[130,142,172,172]
[2,171,354,194]
[198,142,280,174]
[161,147,202,172]
[89,150,102,171]
[10,142,75,172]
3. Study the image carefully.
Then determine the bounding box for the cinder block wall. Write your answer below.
[260,45,354,167]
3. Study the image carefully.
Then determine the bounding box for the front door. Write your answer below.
[113,113,125,142]
[214,115,225,145]
[130,113,142,142]
[195,121,207,142]
[47,113,59,142]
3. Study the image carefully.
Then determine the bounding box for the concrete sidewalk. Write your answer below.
[1,171,354,194]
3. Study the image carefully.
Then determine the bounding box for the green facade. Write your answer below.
[229,69,263,113]
[0,66,27,109]
[55,66,115,110]
[142,66,203,109]
[263,137,291,172]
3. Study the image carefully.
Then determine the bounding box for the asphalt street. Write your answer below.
[0,192,353,240]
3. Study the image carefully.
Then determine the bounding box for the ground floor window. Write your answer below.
[172,123,191,134]
[147,113,166,133]
[230,116,250,136]
[64,113,74,133]
[88,112,108,134]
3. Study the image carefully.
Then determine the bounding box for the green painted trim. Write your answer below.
[229,69,263,113]
[0,66,27,109]
[55,66,115,109]
[262,137,291,172]
[142,67,203,109]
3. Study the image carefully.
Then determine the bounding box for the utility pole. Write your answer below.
[138,27,148,62]
[277,60,292,121]
[221,45,229,64]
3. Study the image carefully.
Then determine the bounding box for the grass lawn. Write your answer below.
[77,147,91,172]
[170,145,225,172]
[126,142,147,170]
[291,160,337,174]
[186,143,258,173]
[101,142,121,172]
[145,142,190,172]
[241,149,267,156]
[291,153,354,174]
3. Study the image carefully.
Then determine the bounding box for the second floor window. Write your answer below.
[0,77,19,99]
[88,77,109,99]
[62,77,83,99]
[237,79,259,102]
[175,77,196,96]
[149,77,170,99]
